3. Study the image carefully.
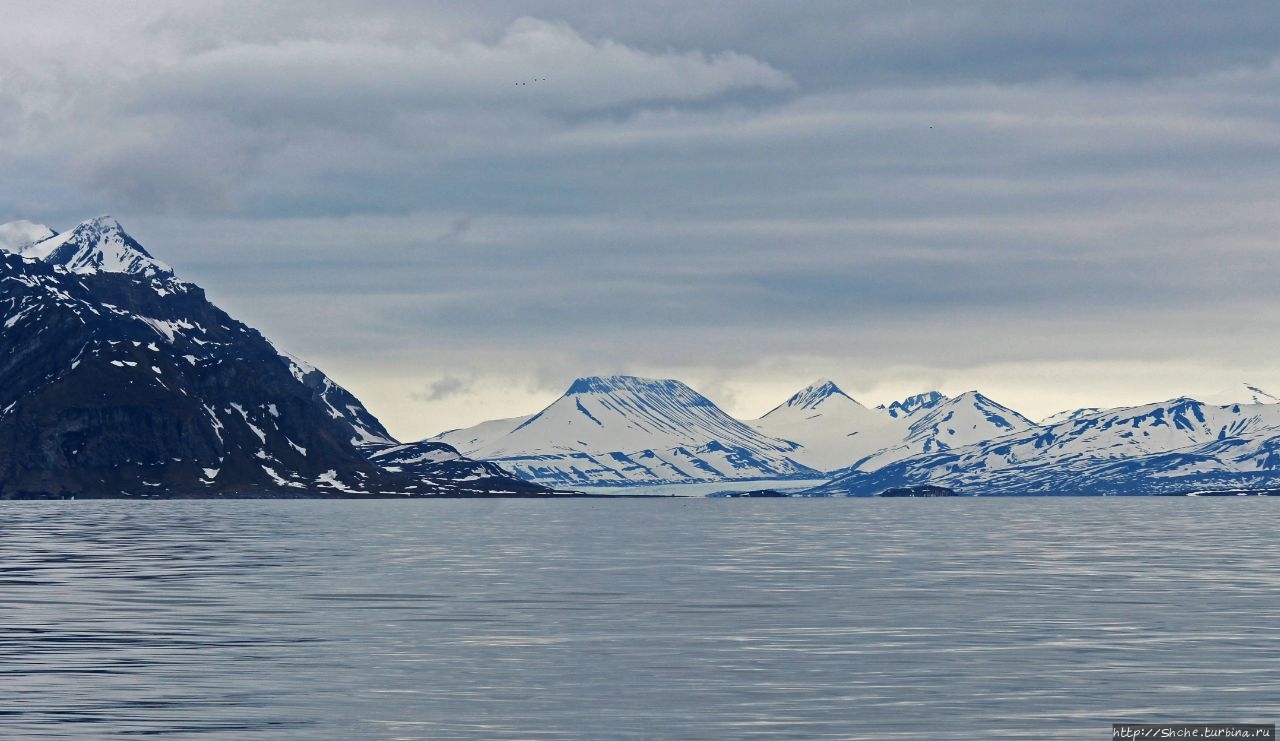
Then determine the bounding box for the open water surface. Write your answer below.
[1,498,1277,739]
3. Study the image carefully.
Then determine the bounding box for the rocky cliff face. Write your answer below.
[0,220,543,498]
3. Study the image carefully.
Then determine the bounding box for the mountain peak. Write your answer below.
[752,378,901,471]
[461,374,811,483]
[767,378,854,415]
[920,390,1033,429]
[878,390,947,419]
[565,375,690,397]
[18,215,173,278]
[795,378,848,401]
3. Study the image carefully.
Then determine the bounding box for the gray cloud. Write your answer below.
[412,375,473,402]
[3,2,1280,437]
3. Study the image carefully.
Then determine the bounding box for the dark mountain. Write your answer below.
[367,440,528,490]
[0,217,544,498]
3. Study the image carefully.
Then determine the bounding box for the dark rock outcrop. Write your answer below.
[0,221,544,498]
[877,485,956,497]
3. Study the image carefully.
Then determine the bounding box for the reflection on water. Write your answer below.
[2,499,1277,739]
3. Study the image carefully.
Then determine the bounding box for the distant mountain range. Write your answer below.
[0,216,545,498]
[6,216,1279,497]
[425,375,1280,495]
[427,376,1052,488]
[811,391,1280,496]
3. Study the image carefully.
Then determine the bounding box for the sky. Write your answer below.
[3,1,1280,440]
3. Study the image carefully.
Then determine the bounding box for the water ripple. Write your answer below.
[1,498,1277,738]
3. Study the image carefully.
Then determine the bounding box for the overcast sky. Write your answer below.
[4,1,1280,439]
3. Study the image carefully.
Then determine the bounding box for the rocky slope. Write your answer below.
[0,216,544,498]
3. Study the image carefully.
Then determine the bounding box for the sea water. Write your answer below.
[2,497,1277,739]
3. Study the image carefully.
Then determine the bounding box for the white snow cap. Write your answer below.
[767,378,853,413]
[16,215,173,278]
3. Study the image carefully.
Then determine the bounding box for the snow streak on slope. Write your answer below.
[268,341,395,448]
[750,379,903,471]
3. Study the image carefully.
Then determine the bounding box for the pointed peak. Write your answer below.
[804,378,842,394]
[756,378,873,421]
[941,389,1021,412]
[65,216,138,247]
[18,215,173,278]
[84,214,120,228]
[784,378,853,409]
[902,389,1034,435]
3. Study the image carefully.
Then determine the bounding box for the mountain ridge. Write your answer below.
[8,218,1280,496]
[808,396,1280,496]
[0,217,545,498]
[426,375,820,486]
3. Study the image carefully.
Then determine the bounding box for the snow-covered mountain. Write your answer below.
[749,379,903,471]
[428,380,1044,487]
[844,390,1036,473]
[8,216,173,278]
[2,217,395,450]
[810,393,1280,496]
[427,375,820,487]
[0,216,542,497]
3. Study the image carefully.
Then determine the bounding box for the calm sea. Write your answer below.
[2,498,1277,739]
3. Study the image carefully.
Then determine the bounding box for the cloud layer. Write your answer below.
[4,2,1280,437]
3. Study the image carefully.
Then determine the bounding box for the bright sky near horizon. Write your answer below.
[4,2,1280,440]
